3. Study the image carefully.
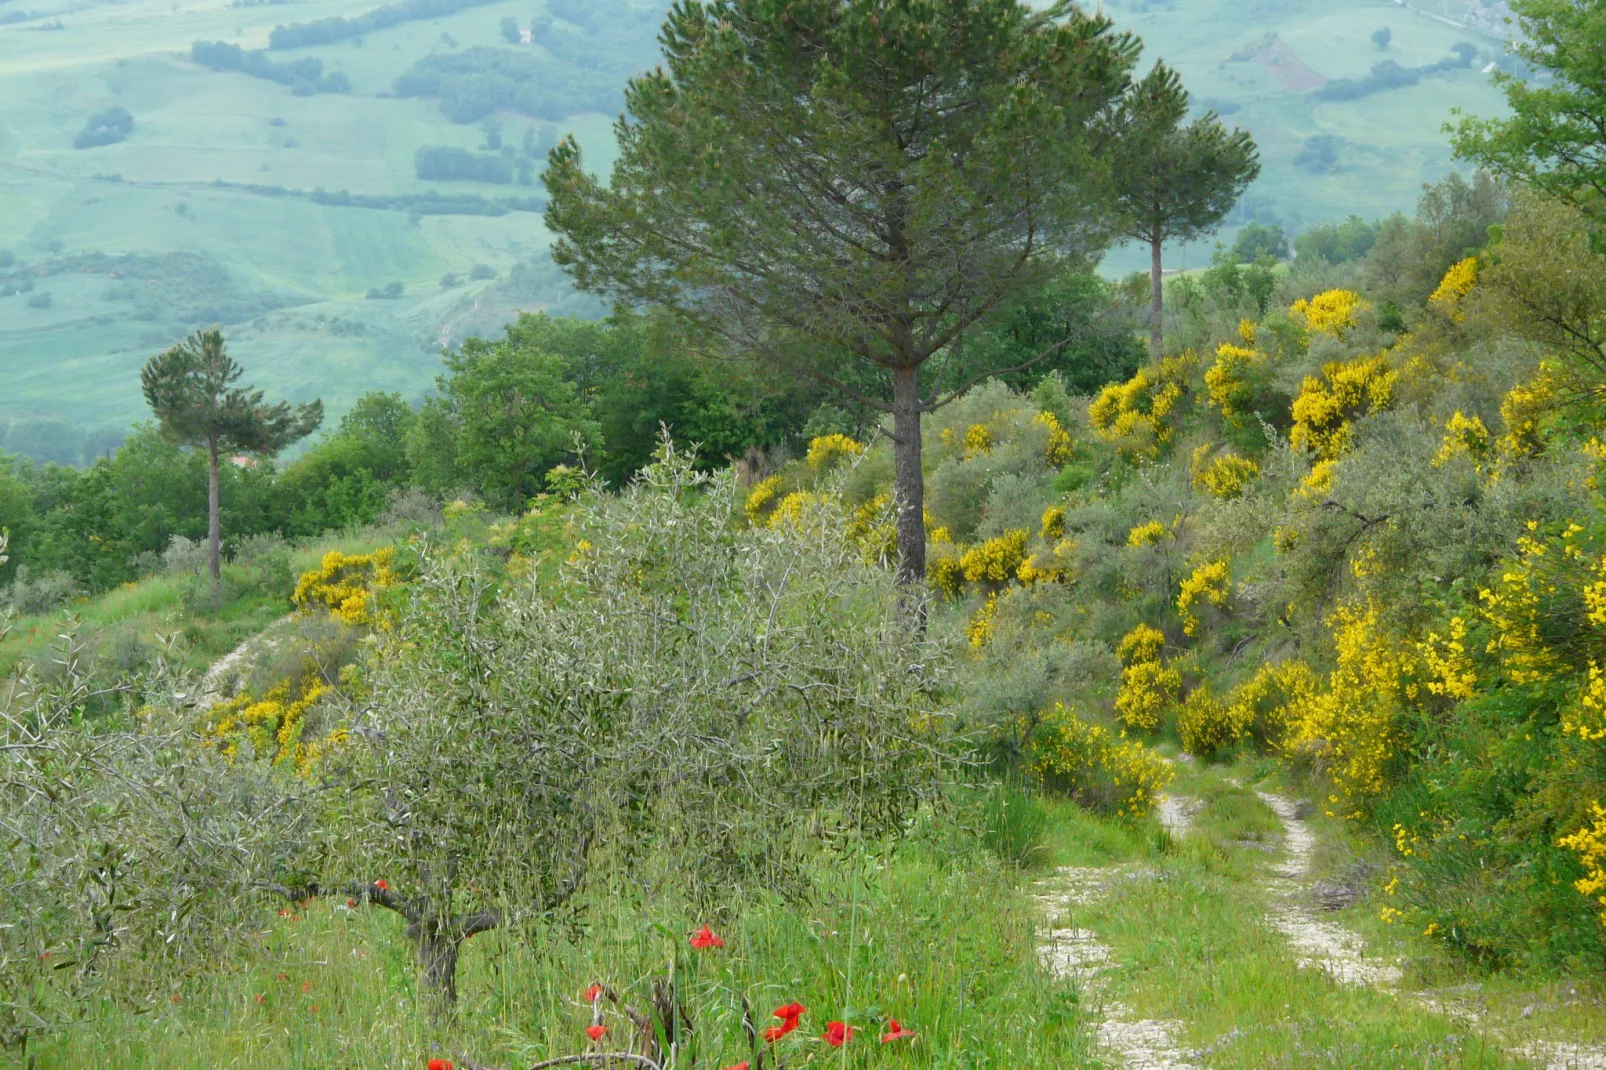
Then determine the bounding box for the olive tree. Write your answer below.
[293,441,957,1007]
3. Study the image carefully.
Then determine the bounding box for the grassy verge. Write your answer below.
[20,819,1100,1069]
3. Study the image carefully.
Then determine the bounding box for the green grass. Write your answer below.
[0,532,393,679]
[15,821,1102,1069]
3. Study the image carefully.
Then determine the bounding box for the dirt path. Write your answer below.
[1035,853,1200,1067]
[189,614,293,709]
[1254,790,1403,988]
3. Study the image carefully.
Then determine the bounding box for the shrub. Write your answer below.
[1088,353,1196,460]
[72,106,133,149]
[1177,558,1231,636]
[292,547,397,627]
[1028,703,1172,819]
[1289,355,1397,459]
[1177,684,1250,757]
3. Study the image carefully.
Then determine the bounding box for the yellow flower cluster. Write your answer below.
[1115,623,1180,732]
[1192,451,1261,501]
[1478,523,1568,685]
[1429,257,1478,322]
[1432,411,1491,468]
[203,675,337,772]
[1035,410,1075,466]
[1498,367,1560,457]
[1177,684,1251,758]
[1029,703,1174,819]
[960,529,1029,584]
[1223,659,1319,749]
[806,433,865,471]
[1041,505,1066,541]
[1559,802,1606,925]
[1127,520,1168,548]
[1284,600,1414,816]
[1017,539,1078,587]
[1177,559,1230,637]
[1203,342,1265,424]
[929,554,964,600]
[1290,355,1397,460]
[1564,663,1606,742]
[745,475,782,525]
[847,494,897,564]
[962,423,994,459]
[293,547,397,628]
[1088,353,1195,459]
[1418,616,1478,700]
[967,592,999,649]
[1290,289,1368,337]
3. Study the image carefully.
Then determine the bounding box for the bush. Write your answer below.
[3,565,78,615]
[72,106,133,149]
[1028,703,1172,819]
[25,292,50,309]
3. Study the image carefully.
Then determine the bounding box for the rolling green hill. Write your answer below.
[0,0,1509,462]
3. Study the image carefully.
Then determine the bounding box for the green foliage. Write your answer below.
[404,319,597,510]
[1452,0,1606,215]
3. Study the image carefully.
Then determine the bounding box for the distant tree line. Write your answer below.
[267,0,500,49]
[414,145,512,183]
[73,106,133,149]
[392,46,620,122]
[204,178,544,216]
[191,41,351,94]
[1314,43,1477,102]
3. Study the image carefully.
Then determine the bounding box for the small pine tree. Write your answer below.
[140,328,322,580]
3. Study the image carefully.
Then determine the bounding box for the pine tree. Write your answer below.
[140,328,322,580]
[543,0,1141,588]
[1111,62,1260,359]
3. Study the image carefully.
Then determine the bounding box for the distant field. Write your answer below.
[0,0,1509,459]
[0,0,646,460]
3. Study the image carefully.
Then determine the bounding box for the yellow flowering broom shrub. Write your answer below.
[806,433,865,471]
[1429,257,1478,322]
[1114,624,1180,732]
[1177,558,1231,636]
[1088,353,1196,460]
[1028,703,1173,819]
[293,547,397,628]
[1432,411,1492,468]
[1203,342,1266,426]
[1289,288,1368,337]
[960,529,1030,585]
[1177,684,1251,758]
[744,474,783,525]
[1224,659,1319,749]
[1191,448,1261,500]
[201,675,343,773]
[1290,355,1398,460]
[1035,410,1075,466]
[1127,520,1169,547]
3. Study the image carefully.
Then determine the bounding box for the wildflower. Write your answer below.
[689,925,724,949]
[822,1021,855,1047]
[723,1064,750,1070]
[346,898,356,908]
[428,1060,454,1070]
[584,983,604,1002]
[279,909,290,917]
[882,1020,918,1043]
[764,1002,805,1041]
[586,1024,609,1042]
[374,879,390,891]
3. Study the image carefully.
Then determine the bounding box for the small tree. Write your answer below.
[1111,61,1260,358]
[1452,0,1606,214]
[1372,26,1391,50]
[544,0,1141,586]
[140,328,322,580]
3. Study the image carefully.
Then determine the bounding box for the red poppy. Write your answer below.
[689,925,725,949]
[822,1021,855,1047]
[374,879,390,891]
[586,1024,608,1042]
[722,1064,750,1070]
[347,898,357,908]
[881,1019,917,1043]
[762,1019,798,1043]
[773,1002,805,1022]
[584,983,604,1002]
[427,1060,454,1070]
[278,909,289,917]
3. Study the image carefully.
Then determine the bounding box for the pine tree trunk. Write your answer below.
[207,438,222,582]
[891,364,925,587]
[1149,233,1165,361]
